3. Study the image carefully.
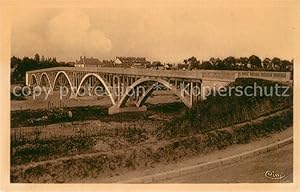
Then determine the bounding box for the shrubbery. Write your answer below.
[11,110,292,182]
[11,106,107,128]
[157,78,293,138]
[159,110,292,157]
[11,135,96,166]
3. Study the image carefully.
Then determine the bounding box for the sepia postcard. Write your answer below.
[0,0,300,191]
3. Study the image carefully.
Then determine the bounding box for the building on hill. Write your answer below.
[74,56,151,68]
[74,56,102,67]
[101,60,115,67]
[148,61,162,69]
[176,63,188,70]
[113,57,150,68]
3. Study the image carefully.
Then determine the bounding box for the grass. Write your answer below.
[11,135,96,165]
[10,77,294,182]
[147,102,186,113]
[156,78,293,138]
[11,123,149,166]
[161,110,293,156]
[11,102,185,128]
[11,92,26,100]
[11,106,107,128]
[11,110,293,183]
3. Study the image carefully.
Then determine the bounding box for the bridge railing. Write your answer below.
[26,67,292,84]
[236,71,291,82]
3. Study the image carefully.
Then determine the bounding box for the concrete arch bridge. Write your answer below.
[26,67,292,114]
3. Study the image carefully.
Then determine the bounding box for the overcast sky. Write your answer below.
[11,1,298,63]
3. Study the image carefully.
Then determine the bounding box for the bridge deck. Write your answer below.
[27,67,292,82]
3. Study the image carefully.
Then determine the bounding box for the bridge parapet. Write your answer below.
[236,71,291,82]
[26,67,292,83]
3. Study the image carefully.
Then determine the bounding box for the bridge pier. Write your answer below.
[108,105,147,115]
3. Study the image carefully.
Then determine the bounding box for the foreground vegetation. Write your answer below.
[11,102,184,128]
[11,109,292,182]
[10,78,293,182]
[157,78,293,138]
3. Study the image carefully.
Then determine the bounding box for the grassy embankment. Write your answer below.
[11,78,293,182]
[156,78,293,138]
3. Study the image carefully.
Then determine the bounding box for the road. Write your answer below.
[162,143,293,183]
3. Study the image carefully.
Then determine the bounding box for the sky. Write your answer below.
[11,1,299,63]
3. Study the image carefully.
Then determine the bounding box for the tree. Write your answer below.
[214,58,225,69]
[271,57,281,71]
[281,60,292,71]
[262,58,272,70]
[185,56,200,70]
[34,53,40,62]
[200,61,213,69]
[11,55,62,84]
[223,56,236,69]
[239,57,249,69]
[209,57,217,65]
[11,56,21,68]
[248,55,262,69]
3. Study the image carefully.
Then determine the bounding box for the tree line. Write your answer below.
[11,53,293,84]
[182,55,293,71]
[11,54,73,84]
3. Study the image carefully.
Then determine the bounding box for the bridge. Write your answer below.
[26,67,292,114]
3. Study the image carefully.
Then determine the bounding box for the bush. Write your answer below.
[157,78,293,138]
[11,106,107,128]
[11,110,292,182]
[11,135,96,165]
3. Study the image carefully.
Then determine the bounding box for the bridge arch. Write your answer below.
[30,74,38,86]
[53,71,73,90]
[75,73,115,105]
[39,73,52,88]
[117,77,191,108]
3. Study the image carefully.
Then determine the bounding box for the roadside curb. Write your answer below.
[122,136,293,183]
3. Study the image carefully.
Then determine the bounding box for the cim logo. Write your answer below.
[264,170,287,180]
